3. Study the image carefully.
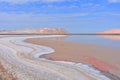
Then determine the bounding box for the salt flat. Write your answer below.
[0,35,110,80]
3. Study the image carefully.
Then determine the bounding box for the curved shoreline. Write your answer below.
[25,37,118,80]
[1,35,120,80]
[0,35,100,80]
[25,37,120,80]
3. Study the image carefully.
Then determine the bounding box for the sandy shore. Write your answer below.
[25,38,120,78]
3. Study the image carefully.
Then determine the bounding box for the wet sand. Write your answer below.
[25,38,120,78]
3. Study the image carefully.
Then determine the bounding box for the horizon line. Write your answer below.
[0,33,120,35]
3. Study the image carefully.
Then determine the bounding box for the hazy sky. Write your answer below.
[0,0,120,33]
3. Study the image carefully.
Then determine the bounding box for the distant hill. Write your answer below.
[98,28,120,34]
[98,28,120,40]
[0,28,68,34]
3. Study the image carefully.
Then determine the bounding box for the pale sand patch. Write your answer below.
[25,38,120,77]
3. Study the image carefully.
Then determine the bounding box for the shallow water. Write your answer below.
[43,35,120,78]
[65,35,120,48]
[25,35,120,79]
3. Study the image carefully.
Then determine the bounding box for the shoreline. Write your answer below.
[25,37,120,80]
[39,54,120,80]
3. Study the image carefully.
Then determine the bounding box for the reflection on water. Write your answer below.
[65,35,120,48]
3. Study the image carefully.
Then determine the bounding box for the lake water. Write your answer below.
[25,35,120,79]
[65,35,120,48]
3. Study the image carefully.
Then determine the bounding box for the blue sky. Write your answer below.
[0,0,120,33]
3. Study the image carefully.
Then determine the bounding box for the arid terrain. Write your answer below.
[0,28,68,34]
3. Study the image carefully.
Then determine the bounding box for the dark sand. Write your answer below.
[25,38,120,77]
